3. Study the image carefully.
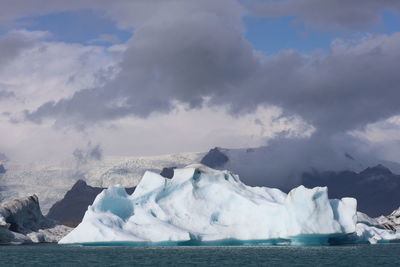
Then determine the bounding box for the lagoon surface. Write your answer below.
[1,244,400,266]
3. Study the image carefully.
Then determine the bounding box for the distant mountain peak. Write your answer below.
[47,179,135,224]
[160,167,176,179]
[360,164,392,176]
[71,179,88,189]
[200,147,229,168]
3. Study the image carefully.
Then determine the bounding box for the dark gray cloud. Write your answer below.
[10,1,400,135]
[0,90,15,100]
[25,3,255,122]
[73,142,103,167]
[0,30,40,69]
[232,132,385,188]
[25,29,400,136]
[235,33,400,134]
[250,0,400,30]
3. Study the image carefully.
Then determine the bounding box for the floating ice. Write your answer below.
[59,164,399,245]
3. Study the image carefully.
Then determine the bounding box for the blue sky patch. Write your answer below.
[16,9,132,46]
[244,12,400,55]
[243,16,340,54]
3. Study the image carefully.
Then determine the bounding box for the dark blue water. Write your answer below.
[1,244,400,266]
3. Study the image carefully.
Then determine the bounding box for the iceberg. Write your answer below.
[354,211,400,244]
[0,195,72,244]
[59,164,399,245]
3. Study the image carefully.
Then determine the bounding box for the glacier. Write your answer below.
[0,152,204,214]
[59,164,400,245]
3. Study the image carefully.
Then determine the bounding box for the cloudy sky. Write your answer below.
[1,0,400,165]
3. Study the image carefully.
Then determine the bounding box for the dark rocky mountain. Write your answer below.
[302,164,400,217]
[200,147,229,168]
[0,164,6,174]
[160,167,176,178]
[47,180,135,224]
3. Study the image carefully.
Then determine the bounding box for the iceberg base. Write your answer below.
[62,233,397,247]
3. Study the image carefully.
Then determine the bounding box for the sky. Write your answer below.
[1,0,400,168]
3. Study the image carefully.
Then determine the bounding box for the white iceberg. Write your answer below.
[59,164,399,245]
[354,211,400,244]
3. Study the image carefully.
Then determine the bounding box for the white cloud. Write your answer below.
[0,103,312,164]
[0,35,120,113]
[92,104,313,157]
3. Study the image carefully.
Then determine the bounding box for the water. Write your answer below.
[1,244,400,266]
